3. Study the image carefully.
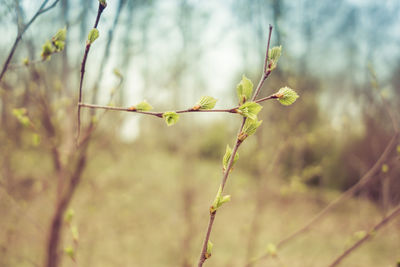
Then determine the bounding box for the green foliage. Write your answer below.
[206,240,213,259]
[210,185,231,213]
[64,208,75,224]
[87,28,99,45]
[237,102,262,120]
[268,46,282,71]
[32,133,41,147]
[41,40,55,61]
[12,108,31,127]
[265,243,277,257]
[135,101,153,111]
[195,96,217,110]
[239,118,262,141]
[237,75,253,104]
[275,87,299,106]
[222,144,239,171]
[64,247,75,261]
[162,111,179,126]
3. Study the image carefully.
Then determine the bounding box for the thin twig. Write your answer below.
[0,0,60,82]
[328,204,400,267]
[197,26,274,267]
[77,2,106,142]
[248,131,399,265]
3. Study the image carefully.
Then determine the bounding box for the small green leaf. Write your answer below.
[195,96,217,110]
[236,75,253,104]
[64,208,75,224]
[113,68,123,78]
[222,145,239,171]
[162,111,179,126]
[239,118,262,141]
[32,133,41,147]
[211,186,223,213]
[265,243,277,257]
[381,164,389,173]
[12,108,30,127]
[64,247,75,261]
[353,230,367,240]
[275,87,299,106]
[237,102,262,120]
[71,226,79,242]
[87,28,99,45]
[135,101,153,111]
[268,46,282,70]
[41,40,54,60]
[219,195,231,205]
[206,240,213,258]
[22,58,29,66]
[53,27,67,42]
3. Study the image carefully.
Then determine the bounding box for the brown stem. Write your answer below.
[328,205,400,267]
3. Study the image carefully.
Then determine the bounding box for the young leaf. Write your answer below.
[32,133,41,147]
[236,75,253,104]
[268,46,282,71]
[64,247,75,261]
[53,27,67,42]
[41,40,54,60]
[239,118,262,141]
[135,101,153,111]
[194,96,217,110]
[64,208,75,223]
[87,28,99,45]
[71,226,79,242]
[162,111,179,126]
[265,243,277,257]
[205,240,213,259]
[237,102,262,120]
[275,87,299,106]
[381,164,389,173]
[12,108,30,127]
[219,195,231,205]
[211,186,223,213]
[222,145,239,171]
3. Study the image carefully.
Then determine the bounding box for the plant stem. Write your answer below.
[328,204,400,267]
[77,2,106,142]
[197,26,274,266]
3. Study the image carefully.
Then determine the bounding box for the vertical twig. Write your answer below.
[197,25,274,267]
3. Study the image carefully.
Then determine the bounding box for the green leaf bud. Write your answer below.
[41,40,54,61]
[162,111,179,126]
[64,208,75,224]
[22,58,29,66]
[134,101,153,111]
[268,46,282,71]
[71,226,79,242]
[99,0,107,7]
[194,96,217,110]
[12,108,30,127]
[275,87,299,106]
[87,28,99,45]
[236,75,253,104]
[237,102,262,120]
[64,247,75,261]
[239,118,262,141]
[32,133,41,147]
[381,164,389,173]
[222,145,239,171]
[53,27,67,42]
[265,243,277,257]
[205,240,213,259]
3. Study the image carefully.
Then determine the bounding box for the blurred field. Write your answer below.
[1,137,399,267]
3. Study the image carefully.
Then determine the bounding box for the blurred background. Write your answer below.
[1,0,400,266]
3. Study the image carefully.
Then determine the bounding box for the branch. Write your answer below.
[328,204,400,267]
[0,0,60,82]
[248,131,399,266]
[197,26,274,267]
[78,95,278,119]
[77,2,106,142]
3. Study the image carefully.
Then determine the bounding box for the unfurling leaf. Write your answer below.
[219,195,231,205]
[87,28,99,45]
[12,108,31,127]
[275,87,299,106]
[237,101,262,120]
[135,101,153,111]
[53,27,67,42]
[381,164,389,173]
[64,208,74,223]
[239,118,262,141]
[64,247,75,261]
[194,96,217,110]
[268,46,282,70]
[222,145,239,171]
[265,243,277,257]
[237,75,253,104]
[211,186,223,213]
[41,40,54,60]
[205,240,213,259]
[162,111,179,126]
[71,226,79,242]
